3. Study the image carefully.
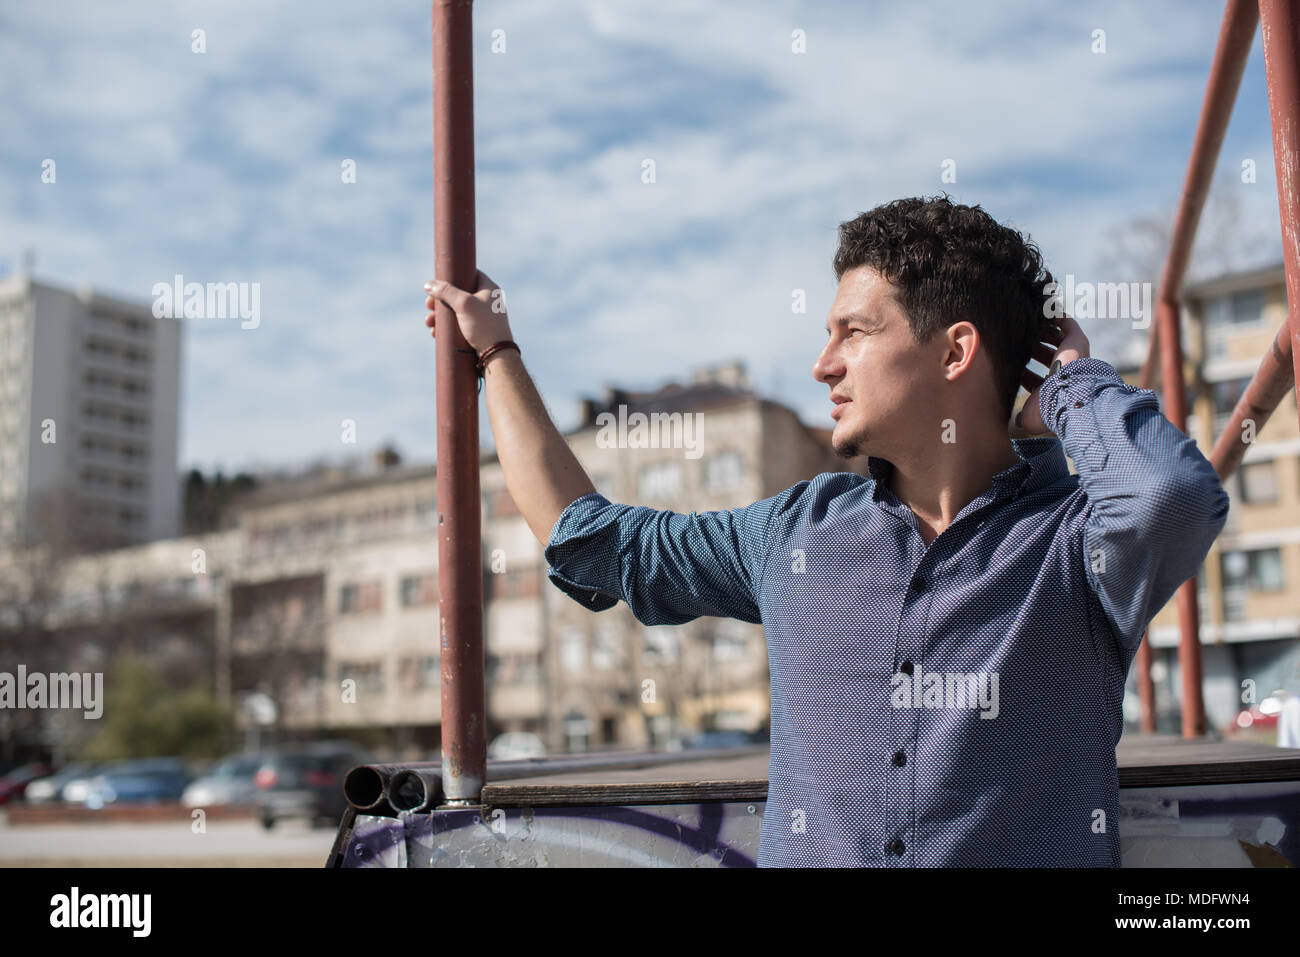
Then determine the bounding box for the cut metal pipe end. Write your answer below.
[387,767,444,812]
[343,762,441,812]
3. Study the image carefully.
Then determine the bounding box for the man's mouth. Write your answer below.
[830,398,850,420]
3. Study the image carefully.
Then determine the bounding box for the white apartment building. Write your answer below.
[0,274,182,550]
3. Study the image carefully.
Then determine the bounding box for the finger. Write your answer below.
[424,313,436,327]
[1055,314,1082,337]
[1031,341,1055,365]
[424,279,471,310]
[426,295,437,309]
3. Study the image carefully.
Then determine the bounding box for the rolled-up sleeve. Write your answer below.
[1038,356,1230,655]
[543,490,792,625]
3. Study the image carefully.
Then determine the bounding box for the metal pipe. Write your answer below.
[433,0,486,804]
[1208,323,1296,479]
[1259,0,1300,439]
[1138,0,1258,738]
[388,768,444,812]
[1140,0,1259,389]
[343,762,441,812]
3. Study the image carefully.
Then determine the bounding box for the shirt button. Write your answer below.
[887,839,905,855]
[892,751,906,767]
[900,661,914,675]
[1073,400,1084,408]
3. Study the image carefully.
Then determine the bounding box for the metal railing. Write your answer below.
[1136,0,1300,737]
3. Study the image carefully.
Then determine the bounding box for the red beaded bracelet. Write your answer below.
[475,340,519,378]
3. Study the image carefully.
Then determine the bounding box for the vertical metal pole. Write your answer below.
[1156,295,1208,737]
[433,0,485,804]
[1260,0,1300,439]
[1135,639,1156,733]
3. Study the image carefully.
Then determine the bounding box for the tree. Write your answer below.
[80,656,236,760]
[1091,170,1279,367]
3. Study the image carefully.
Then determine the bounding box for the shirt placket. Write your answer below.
[879,483,1013,866]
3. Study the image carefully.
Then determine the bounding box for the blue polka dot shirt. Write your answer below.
[543,357,1230,866]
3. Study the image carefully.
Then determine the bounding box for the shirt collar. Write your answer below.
[867,436,1068,504]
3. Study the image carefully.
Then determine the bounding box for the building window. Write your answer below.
[642,626,678,665]
[1211,377,1251,418]
[399,573,438,607]
[487,567,540,600]
[711,620,750,661]
[398,655,439,691]
[703,452,744,493]
[564,711,591,753]
[339,580,383,614]
[338,660,384,693]
[1206,289,1265,328]
[592,624,621,670]
[1222,548,1286,593]
[1238,460,1278,505]
[486,487,520,518]
[560,628,585,673]
[638,462,682,501]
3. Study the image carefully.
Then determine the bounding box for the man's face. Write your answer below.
[812,265,938,460]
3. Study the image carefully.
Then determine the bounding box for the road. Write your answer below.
[0,811,336,867]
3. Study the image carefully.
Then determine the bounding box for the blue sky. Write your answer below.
[0,0,1285,474]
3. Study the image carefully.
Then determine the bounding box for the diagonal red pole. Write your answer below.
[433,0,485,804]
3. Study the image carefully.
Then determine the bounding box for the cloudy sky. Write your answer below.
[0,0,1285,475]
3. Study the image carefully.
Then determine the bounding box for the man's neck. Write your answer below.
[888,435,1022,542]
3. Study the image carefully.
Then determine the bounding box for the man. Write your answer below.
[423,195,1229,867]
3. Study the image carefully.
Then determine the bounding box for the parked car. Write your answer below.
[181,753,266,807]
[254,743,371,829]
[488,732,546,759]
[24,762,102,804]
[681,730,760,749]
[0,762,53,805]
[80,757,193,808]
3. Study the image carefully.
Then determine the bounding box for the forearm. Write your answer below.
[1039,356,1229,647]
[481,349,597,544]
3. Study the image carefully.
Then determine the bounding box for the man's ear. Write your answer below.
[942,321,979,381]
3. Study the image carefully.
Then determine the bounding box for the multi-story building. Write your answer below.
[0,274,182,551]
[1121,261,1300,732]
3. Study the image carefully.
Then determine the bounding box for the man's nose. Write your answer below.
[812,346,839,383]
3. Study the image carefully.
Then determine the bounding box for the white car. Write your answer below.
[488,732,546,760]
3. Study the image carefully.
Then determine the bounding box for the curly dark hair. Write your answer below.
[832,194,1057,423]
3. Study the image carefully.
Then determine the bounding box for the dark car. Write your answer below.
[254,743,370,829]
[81,757,193,808]
[0,762,53,805]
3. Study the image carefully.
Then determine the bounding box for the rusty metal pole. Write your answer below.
[433,0,486,805]
[1259,0,1300,440]
[1136,640,1156,733]
[1155,296,1209,737]
[1139,0,1258,738]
